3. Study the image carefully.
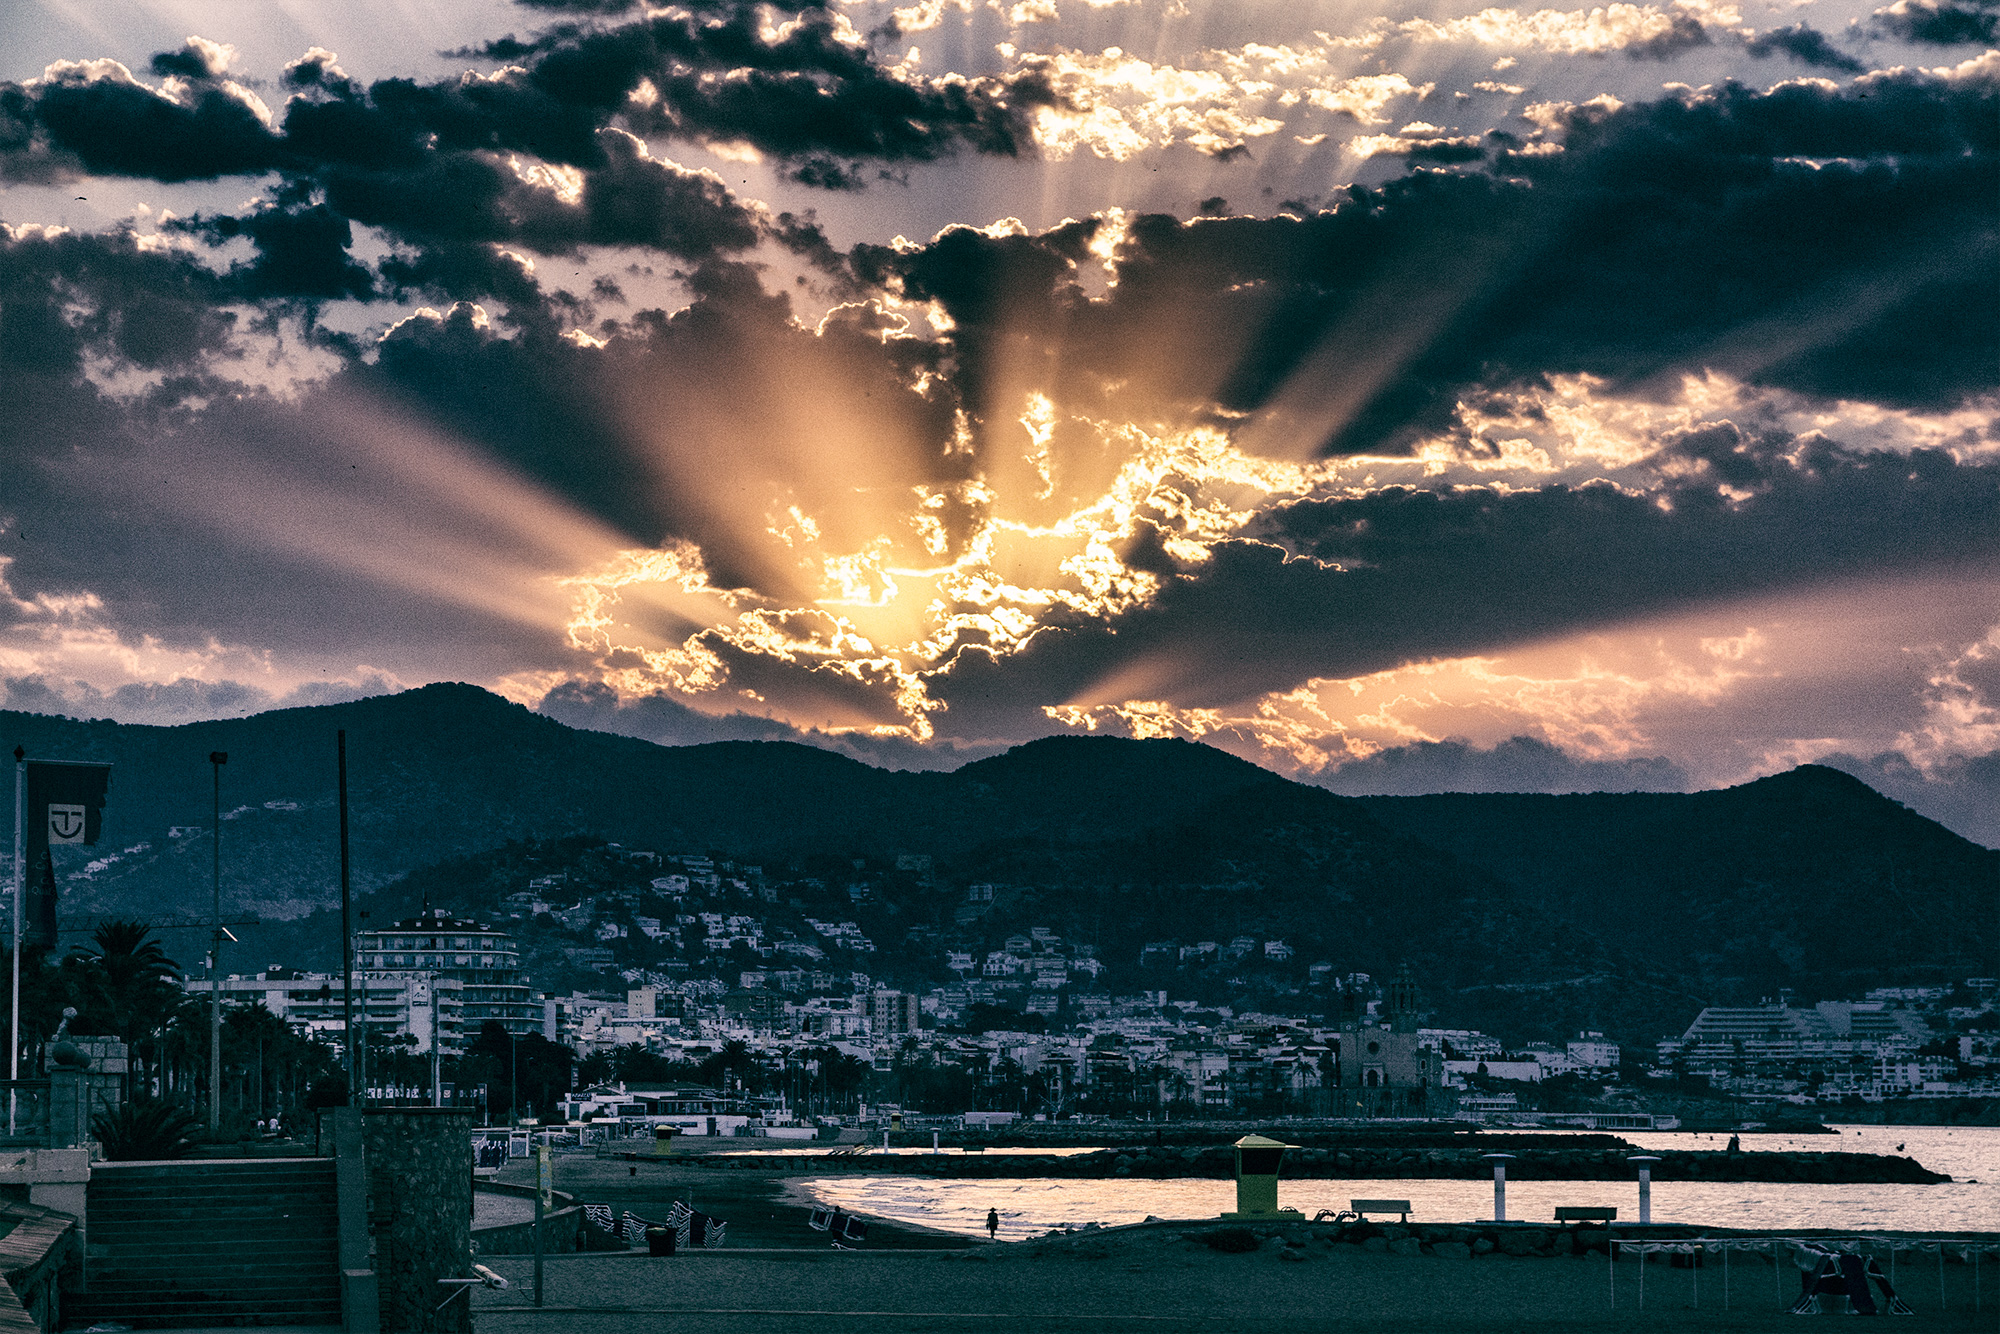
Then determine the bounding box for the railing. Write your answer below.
[0,1081,53,1147]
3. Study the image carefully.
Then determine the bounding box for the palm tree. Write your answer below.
[71,920,182,1094]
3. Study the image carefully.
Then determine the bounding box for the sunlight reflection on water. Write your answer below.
[794,1125,2000,1240]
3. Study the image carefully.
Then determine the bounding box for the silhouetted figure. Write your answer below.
[1726,1135,1740,1153]
[986,1208,1000,1240]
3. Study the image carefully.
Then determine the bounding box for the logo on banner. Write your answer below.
[47,805,86,844]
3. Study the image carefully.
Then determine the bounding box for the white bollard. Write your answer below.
[1481,1154,1515,1222]
[1627,1155,1661,1225]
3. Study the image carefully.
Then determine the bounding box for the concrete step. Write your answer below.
[90,1185,335,1202]
[90,1205,337,1225]
[63,1301,343,1327]
[86,1255,342,1278]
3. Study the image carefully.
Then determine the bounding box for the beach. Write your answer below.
[501,1154,975,1249]
[468,1218,1999,1334]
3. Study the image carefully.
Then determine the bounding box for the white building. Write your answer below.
[1567,1033,1621,1069]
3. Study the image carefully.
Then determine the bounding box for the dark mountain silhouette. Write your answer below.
[4,685,1992,1041]
[1357,770,2000,1026]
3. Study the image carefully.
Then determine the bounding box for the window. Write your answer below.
[1366,1040,1381,1055]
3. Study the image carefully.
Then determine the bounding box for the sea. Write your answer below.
[792,1125,2000,1241]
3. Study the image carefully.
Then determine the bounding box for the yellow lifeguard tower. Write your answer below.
[1222,1134,1303,1219]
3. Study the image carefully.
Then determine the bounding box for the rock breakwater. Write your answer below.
[698,1142,1950,1184]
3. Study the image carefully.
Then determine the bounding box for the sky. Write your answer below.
[1,0,1996,838]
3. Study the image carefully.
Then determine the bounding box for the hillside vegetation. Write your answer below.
[6,684,1993,1042]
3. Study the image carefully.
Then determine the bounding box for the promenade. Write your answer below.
[467,1221,1998,1334]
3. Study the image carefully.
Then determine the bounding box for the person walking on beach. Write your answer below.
[986,1208,1000,1241]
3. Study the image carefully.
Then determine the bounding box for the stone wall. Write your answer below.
[363,1108,474,1333]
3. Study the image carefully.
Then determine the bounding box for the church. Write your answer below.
[1331,965,1446,1115]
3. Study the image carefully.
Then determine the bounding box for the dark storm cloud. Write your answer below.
[1317,736,1690,796]
[1744,25,1867,72]
[1623,13,1712,59]
[1867,0,1999,44]
[312,127,759,260]
[924,430,2000,715]
[0,1,1061,332]
[197,197,376,301]
[476,7,1059,164]
[29,66,285,183]
[855,66,1998,460]
[0,226,237,375]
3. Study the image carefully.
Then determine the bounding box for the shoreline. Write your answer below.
[662,1143,1950,1184]
[508,1157,977,1250]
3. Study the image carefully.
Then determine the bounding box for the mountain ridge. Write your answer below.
[5,685,1993,1042]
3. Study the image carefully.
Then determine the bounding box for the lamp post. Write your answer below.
[1481,1153,1516,1222]
[208,750,227,1134]
[1627,1155,1661,1225]
[509,1029,522,1126]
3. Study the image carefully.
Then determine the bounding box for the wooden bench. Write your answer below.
[1350,1199,1411,1222]
[1554,1206,1618,1222]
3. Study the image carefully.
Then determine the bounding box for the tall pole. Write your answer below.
[337,730,355,1103]
[430,972,441,1108]
[10,746,24,1136]
[209,751,227,1134]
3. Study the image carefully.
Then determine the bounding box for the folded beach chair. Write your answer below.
[1789,1250,1912,1314]
[620,1211,662,1247]
[583,1203,616,1235]
[809,1207,834,1232]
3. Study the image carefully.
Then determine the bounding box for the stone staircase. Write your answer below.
[66,1158,342,1328]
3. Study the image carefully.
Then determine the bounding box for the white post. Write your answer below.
[9,750,22,1137]
[932,1130,940,1155]
[1482,1153,1515,1222]
[1628,1155,1660,1226]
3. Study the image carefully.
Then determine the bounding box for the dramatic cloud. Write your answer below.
[1745,25,1868,71]
[1867,0,1999,44]
[2,0,1997,837]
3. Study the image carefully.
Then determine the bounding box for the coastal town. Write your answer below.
[180,842,2000,1129]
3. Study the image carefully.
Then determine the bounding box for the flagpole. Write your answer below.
[208,751,227,1135]
[10,746,23,1137]
[337,731,355,1106]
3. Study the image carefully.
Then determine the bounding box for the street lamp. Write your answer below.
[509,1029,522,1125]
[208,750,227,1134]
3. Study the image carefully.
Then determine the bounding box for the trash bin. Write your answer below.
[646,1226,677,1257]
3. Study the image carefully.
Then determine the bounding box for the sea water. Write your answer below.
[793,1124,2000,1241]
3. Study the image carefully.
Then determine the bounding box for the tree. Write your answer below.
[458,1021,574,1120]
[68,921,183,1093]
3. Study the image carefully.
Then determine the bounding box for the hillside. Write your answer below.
[5,686,1995,1042]
[1358,770,2000,1022]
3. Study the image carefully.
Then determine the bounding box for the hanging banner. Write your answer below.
[19,760,111,951]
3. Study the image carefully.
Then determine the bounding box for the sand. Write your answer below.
[504,1154,974,1249]
[467,1213,1998,1334]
